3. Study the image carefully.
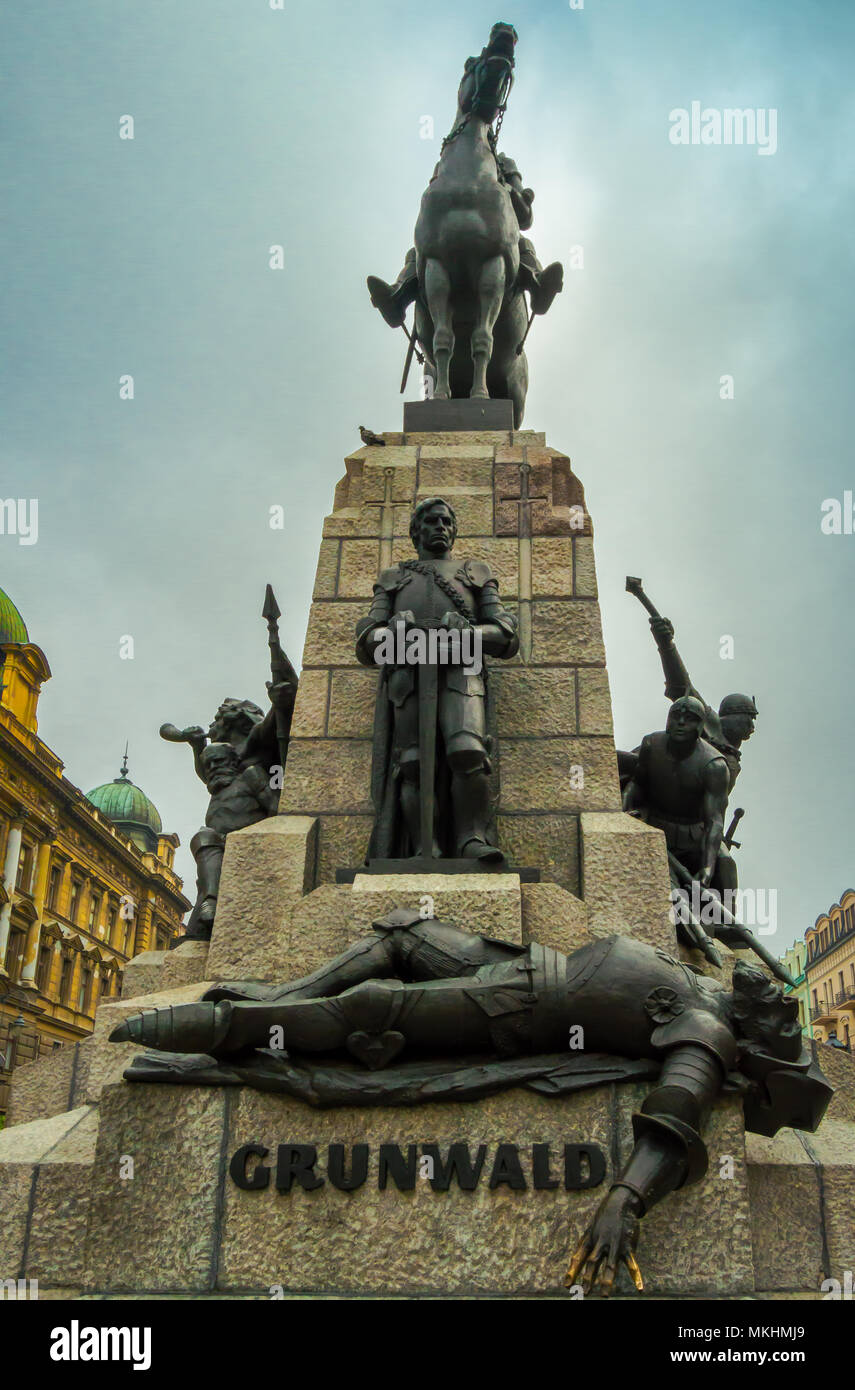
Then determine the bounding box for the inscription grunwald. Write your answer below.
[230,1142,607,1193]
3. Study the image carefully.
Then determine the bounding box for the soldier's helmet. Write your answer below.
[668,694,706,724]
[718,693,758,718]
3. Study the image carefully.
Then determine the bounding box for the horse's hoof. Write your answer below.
[470,389,490,400]
[434,389,450,400]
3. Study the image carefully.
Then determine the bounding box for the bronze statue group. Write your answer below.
[113,23,831,1299]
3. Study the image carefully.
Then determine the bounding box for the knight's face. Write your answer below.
[418,505,455,556]
[667,705,702,747]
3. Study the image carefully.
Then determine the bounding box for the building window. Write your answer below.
[15,843,34,893]
[69,879,83,923]
[4,928,25,981]
[79,963,94,1015]
[155,923,170,952]
[106,898,118,944]
[36,943,53,993]
[59,954,74,1005]
[88,891,102,935]
[123,917,134,955]
[47,863,62,910]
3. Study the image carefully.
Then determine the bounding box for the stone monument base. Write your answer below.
[2,817,853,1298]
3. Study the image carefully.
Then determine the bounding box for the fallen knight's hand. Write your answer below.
[565,1185,644,1297]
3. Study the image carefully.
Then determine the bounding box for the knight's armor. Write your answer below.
[632,730,728,874]
[356,557,518,859]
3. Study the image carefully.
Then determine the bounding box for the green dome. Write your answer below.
[0,587,28,645]
[86,758,162,845]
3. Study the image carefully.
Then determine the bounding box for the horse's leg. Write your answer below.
[423,258,454,400]
[471,255,505,400]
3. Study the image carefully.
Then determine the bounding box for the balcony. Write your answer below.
[810,989,855,1024]
[810,1003,837,1025]
[833,985,855,1012]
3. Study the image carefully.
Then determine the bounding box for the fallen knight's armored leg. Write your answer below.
[112,975,500,1069]
[112,911,528,1056]
[206,908,524,1005]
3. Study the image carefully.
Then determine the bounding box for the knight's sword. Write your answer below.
[418,623,440,860]
[399,315,424,394]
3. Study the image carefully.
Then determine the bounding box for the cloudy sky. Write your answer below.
[2,0,853,952]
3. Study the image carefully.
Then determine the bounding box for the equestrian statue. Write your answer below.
[367,22,564,426]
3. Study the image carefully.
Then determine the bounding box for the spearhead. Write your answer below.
[626,575,643,595]
[262,584,281,625]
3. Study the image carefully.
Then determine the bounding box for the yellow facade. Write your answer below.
[0,622,190,1117]
[805,888,855,1049]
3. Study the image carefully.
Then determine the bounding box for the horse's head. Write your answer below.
[457,22,517,124]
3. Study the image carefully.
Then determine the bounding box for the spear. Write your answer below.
[262,584,298,769]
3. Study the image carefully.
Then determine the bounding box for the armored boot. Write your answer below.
[518,239,564,316]
[521,260,564,316]
[367,250,418,329]
[451,762,505,865]
[110,1000,236,1055]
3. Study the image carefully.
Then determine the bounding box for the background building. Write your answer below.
[0,586,189,1117]
[779,939,810,1037]
[805,889,855,1049]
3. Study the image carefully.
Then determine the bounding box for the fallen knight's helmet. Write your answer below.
[730,962,833,1137]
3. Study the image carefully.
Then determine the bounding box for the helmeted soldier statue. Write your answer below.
[648,614,758,792]
[619,585,759,899]
[112,905,831,1297]
[367,149,563,329]
[355,496,518,863]
[622,696,787,980]
[624,696,730,891]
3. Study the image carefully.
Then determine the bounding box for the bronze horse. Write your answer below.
[368,24,563,427]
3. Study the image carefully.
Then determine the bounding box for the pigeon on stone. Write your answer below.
[359,426,386,447]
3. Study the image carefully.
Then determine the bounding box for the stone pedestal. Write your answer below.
[280,429,618,895]
[2,426,851,1299]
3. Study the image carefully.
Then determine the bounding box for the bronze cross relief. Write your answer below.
[498,460,549,662]
[363,467,398,569]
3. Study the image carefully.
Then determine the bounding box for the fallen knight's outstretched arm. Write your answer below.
[566,1020,737,1297]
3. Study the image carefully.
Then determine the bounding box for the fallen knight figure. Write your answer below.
[111,909,831,1296]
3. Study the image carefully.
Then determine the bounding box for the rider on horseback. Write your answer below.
[368,151,563,328]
